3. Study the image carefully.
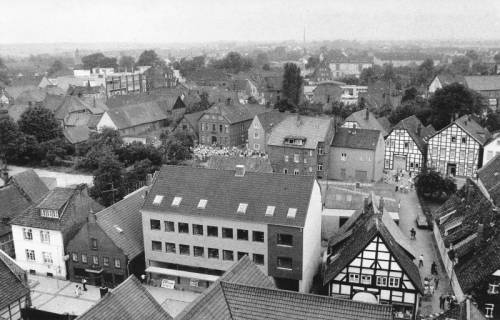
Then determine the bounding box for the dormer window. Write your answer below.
[287,208,297,219]
[171,196,182,207]
[265,206,275,216]
[40,209,59,219]
[153,195,163,205]
[488,283,499,295]
[197,199,207,209]
[237,203,248,214]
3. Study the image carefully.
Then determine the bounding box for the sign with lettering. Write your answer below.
[161,279,175,289]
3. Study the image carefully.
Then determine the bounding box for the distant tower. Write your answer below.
[303,26,307,55]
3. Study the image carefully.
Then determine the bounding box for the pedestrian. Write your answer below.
[75,285,80,297]
[431,261,437,275]
[439,294,445,310]
[434,276,440,289]
[141,274,146,284]
[78,285,82,296]
[410,228,416,240]
[418,254,424,268]
[82,278,87,291]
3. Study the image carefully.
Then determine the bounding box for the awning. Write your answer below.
[145,266,219,282]
[85,268,103,274]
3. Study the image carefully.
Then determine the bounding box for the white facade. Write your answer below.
[483,135,500,166]
[73,69,91,77]
[12,225,67,279]
[427,76,443,95]
[329,62,372,78]
[384,129,424,173]
[340,85,368,105]
[96,112,118,132]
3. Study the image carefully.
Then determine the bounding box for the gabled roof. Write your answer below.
[255,110,288,133]
[435,73,466,87]
[0,250,29,309]
[391,115,435,152]
[344,109,388,136]
[10,169,49,202]
[55,95,106,120]
[267,115,333,150]
[76,276,172,320]
[142,165,316,228]
[204,102,268,124]
[182,111,204,131]
[96,187,147,260]
[454,115,490,145]
[42,94,65,112]
[332,128,381,150]
[0,185,30,237]
[324,194,423,293]
[465,75,500,91]
[207,156,273,173]
[432,299,486,320]
[105,101,167,130]
[177,256,393,320]
[477,154,500,205]
[63,126,91,144]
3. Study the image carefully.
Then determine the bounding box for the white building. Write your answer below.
[483,132,500,166]
[10,185,102,279]
[329,61,373,79]
[340,85,368,105]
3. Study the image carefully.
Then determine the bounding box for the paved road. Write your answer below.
[7,165,93,187]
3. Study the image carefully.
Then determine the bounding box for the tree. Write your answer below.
[47,60,69,76]
[415,169,457,201]
[81,53,118,70]
[471,62,491,75]
[262,63,270,71]
[281,63,303,105]
[77,128,123,170]
[18,106,62,143]
[0,116,22,162]
[448,56,471,75]
[212,52,253,73]
[116,142,162,167]
[382,64,396,82]
[164,131,194,164]
[415,59,434,85]
[482,111,500,132]
[429,83,486,130]
[0,57,10,85]
[388,103,417,125]
[119,55,135,72]
[465,50,479,62]
[255,52,269,67]
[494,53,500,64]
[402,87,418,103]
[89,151,125,206]
[124,159,156,190]
[306,56,320,69]
[359,66,380,85]
[136,50,165,68]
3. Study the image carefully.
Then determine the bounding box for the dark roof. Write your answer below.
[324,194,423,293]
[332,128,381,150]
[255,110,288,133]
[0,250,30,309]
[182,111,204,131]
[96,187,147,260]
[377,116,392,134]
[431,299,486,320]
[63,126,91,144]
[76,276,172,320]
[344,109,388,136]
[55,95,106,120]
[142,165,316,228]
[454,115,490,145]
[205,102,268,124]
[11,185,103,241]
[435,73,466,87]
[0,185,30,236]
[478,154,500,204]
[177,256,393,320]
[391,115,435,152]
[465,75,500,91]
[206,156,273,173]
[10,169,49,202]
[106,101,167,130]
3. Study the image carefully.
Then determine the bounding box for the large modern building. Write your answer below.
[141,165,322,293]
[427,115,489,177]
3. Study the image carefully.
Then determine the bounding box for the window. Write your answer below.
[207,226,218,237]
[485,304,494,318]
[165,221,175,232]
[223,250,234,261]
[237,203,248,214]
[461,137,467,144]
[349,273,360,283]
[404,142,409,149]
[81,254,87,264]
[225,125,229,133]
[283,168,288,174]
[91,238,98,250]
[114,258,121,268]
[152,241,162,251]
[166,243,176,253]
[376,276,387,286]
[253,231,265,242]
[23,228,33,240]
[72,253,78,262]
[304,157,307,164]
[42,252,53,264]
[265,206,275,216]
[284,155,289,162]
[253,254,264,265]
[219,124,223,133]
[194,246,204,257]
[293,169,299,175]
[254,132,259,138]
[254,143,260,150]
[92,256,99,265]
[287,208,297,219]
[451,136,456,143]
[171,196,182,207]
[341,153,347,161]
[277,234,293,246]
[102,257,109,266]
[277,257,292,270]
[222,227,233,239]
[212,124,216,131]
[294,154,300,163]
[178,222,189,234]
[40,209,59,218]
[153,195,163,205]
[197,199,207,209]
[237,229,249,240]
[317,164,323,171]
[388,277,400,288]
[150,219,161,230]
[40,231,50,243]
[237,252,248,260]
[179,245,190,255]
[25,249,35,261]
[253,122,259,129]
[318,147,325,155]
[192,224,204,236]
[361,275,371,285]
[208,248,219,259]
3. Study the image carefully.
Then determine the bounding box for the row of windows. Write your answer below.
[200,122,229,133]
[25,249,55,264]
[151,241,265,265]
[71,253,121,268]
[283,164,322,174]
[348,273,400,287]
[23,228,51,243]
[339,152,373,162]
[283,151,322,163]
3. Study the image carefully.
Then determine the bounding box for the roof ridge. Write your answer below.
[219,282,235,320]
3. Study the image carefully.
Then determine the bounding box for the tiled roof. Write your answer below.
[76,275,172,320]
[42,94,65,112]
[454,115,490,145]
[15,87,47,104]
[106,101,167,130]
[255,110,288,133]
[377,117,392,133]
[478,154,500,204]
[267,115,333,150]
[96,187,147,260]
[142,165,316,228]
[5,85,37,99]
[182,111,204,131]
[7,104,29,122]
[63,126,91,144]
[55,95,106,120]
[0,251,29,309]
[465,75,500,91]
[205,102,268,124]
[392,115,435,152]
[431,299,486,320]
[344,109,388,136]
[206,156,273,173]
[435,73,465,87]
[332,128,381,150]
[11,169,49,202]
[324,194,423,293]
[0,185,30,236]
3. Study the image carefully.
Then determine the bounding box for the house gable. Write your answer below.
[384,128,424,172]
[97,112,118,131]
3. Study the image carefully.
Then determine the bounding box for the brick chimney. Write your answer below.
[235,165,246,177]
[365,108,369,120]
[88,209,96,224]
[146,173,153,186]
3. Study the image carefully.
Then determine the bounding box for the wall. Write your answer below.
[329,147,376,181]
[268,145,317,175]
[248,117,268,153]
[483,137,500,166]
[0,296,29,320]
[384,129,424,173]
[373,134,386,181]
[96,113,117,132]
[267,224,303,282]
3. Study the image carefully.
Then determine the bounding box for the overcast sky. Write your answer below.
[1,0,500,43]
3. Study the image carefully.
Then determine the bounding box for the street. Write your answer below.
[7,165,93,187]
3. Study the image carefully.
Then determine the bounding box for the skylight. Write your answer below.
[171,196,182,207]
[287,208,297,219]
[198,199,208,209]
[237,203,248,214]
[114,225,123,233]
[265,206,275,216]
[153,195,164,205]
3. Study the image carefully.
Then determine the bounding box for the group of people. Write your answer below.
[439,294,458,310]
[74,278,88,297]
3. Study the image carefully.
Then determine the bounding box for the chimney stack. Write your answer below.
[235,165,246,177]
[365,108,369,120]
[146,173,153,186]
[417,123,422,137]
[378,196,385,213]
[476,223,484,247]
[88,209,96,224]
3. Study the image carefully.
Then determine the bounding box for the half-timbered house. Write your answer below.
[323,193,423,320]
[384,115,435,173]
[427,115,489,177]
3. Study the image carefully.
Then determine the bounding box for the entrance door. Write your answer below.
[447,163,457,176]
[211,136,217,144]
[393,155,407,171]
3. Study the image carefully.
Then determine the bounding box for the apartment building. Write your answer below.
[141,165,322,293]
[247,110,287,153]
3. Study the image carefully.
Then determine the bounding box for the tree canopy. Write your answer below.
[281,63,303,106]
[118,55,135,72]
[89,151,125,206]
[212,52,253,73]
[136,50,165,68]
[18,106,62,143]
[0,116,21,162]
[415,169,457,201]
[47,60,70,77]
[81,53,118,70]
